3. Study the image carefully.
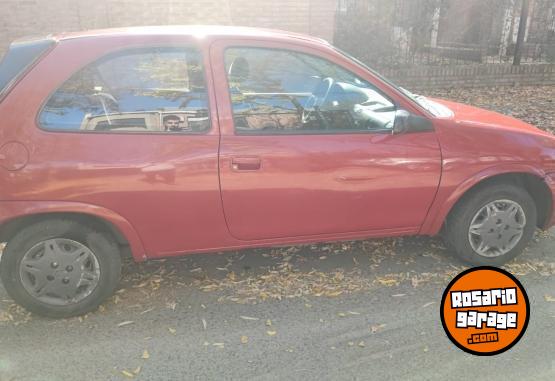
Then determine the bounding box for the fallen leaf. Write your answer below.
[142,349,150,359]
[202,318,207,330]
[240,335,249,344]
[326,291,343,297]
[266,319,272,327]
[544,295,555,302]
[267,330,277,336]
[371,324,386,333]
[117,321,135,327]
[168,327,176,334]
[347,311,360,315]
[422,302,436,308]
[376,277,399,287]
[348,341,354,346]
[133,366,141,375]
[121,370,135,378]
[240,316,259,321]
[411,276,420,288]
[392,294,406,297]
[358,341,365,347]
[338,312,347,317]
[213,342,225,348]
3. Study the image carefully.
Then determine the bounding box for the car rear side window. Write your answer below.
[224,47,396,135]
[39,47,210,134]
[0,38,54,99]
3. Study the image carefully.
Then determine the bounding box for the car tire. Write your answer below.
[443,183,537,266]
[0,219,121,318]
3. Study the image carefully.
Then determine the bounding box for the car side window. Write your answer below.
[39,47,210,133]
[224,47,396,135]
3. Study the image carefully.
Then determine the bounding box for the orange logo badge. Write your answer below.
[440,266,529,356]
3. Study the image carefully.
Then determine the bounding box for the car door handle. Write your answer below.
[231,157,261,171]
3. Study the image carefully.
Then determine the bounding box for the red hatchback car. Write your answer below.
[0,26,554,317]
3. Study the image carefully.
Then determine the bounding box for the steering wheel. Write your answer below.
[302,77,334,124]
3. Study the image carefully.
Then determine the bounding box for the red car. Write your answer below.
[0,26,554,317]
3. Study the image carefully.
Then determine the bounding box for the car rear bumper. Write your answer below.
[546,172,555,229]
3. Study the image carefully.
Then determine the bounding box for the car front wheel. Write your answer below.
[0,219,121,318]
[443,183,537,266]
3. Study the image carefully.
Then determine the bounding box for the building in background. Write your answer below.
[0,0,337,55]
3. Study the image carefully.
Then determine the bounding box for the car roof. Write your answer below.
[49,25,330,46]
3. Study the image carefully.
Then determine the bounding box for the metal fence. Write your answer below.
[334,0,555,68]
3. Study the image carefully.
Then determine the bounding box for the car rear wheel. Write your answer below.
[0,219,121,318]
[443,184,537,266]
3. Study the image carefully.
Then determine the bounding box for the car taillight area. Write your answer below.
[545,172,555,228]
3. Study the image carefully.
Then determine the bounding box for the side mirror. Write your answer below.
[392,110,433,134]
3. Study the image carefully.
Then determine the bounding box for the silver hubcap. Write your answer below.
[468,199,526,257]
[19,239,100,306]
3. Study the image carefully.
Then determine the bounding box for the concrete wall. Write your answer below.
[0,0,337,55]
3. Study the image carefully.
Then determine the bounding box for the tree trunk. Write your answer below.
[513,0,530,65]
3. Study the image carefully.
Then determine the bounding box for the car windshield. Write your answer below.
[333,47,441,116]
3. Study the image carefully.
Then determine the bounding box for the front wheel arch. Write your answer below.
[443,172,552,232]
[442,183,537,265]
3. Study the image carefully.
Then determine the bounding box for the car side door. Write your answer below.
[211,39,442,241]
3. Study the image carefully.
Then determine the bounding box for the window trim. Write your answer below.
[223,46,398,136]
[36,44,212,136]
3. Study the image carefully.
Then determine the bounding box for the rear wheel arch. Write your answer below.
[0,217,123,317]
[0,212,132,258]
